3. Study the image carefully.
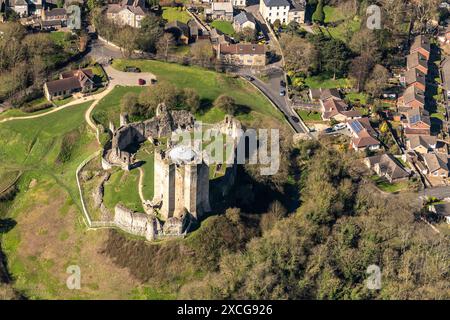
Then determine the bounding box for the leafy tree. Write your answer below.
[214,94,237,115]
[156,33,176,61]
[138,80,180,116]
[190,40,214,67]
[181,88,200,114]
[312,0,325,25]
[280,34,317,76]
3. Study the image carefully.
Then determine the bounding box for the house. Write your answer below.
[364,153,410,183]
[218,43,266,66]
[309,88,340,102]
[259,0,290,25]
[320,98,361,121]
[347,118,380,151]
[231,0,247,7]
[397,86,425,109]
[404,68,426,91]
[29,0,42,15]
[41,8,67,26]
[187,19,199,42]
[422,152,449,178]
[44,68,95,101]
[407,52,428,75]
[233,11,256,32]
[410,35,431,60]
[428,203,450,224]
[10,0,28,17]
[403,108,431,137]
[259,0,306,25]
[206,2,233,22]
[287,0,306,23]
[406,135,437,154]
[106,0,147,28]
[209,28,230,48]
[165,20,190,45]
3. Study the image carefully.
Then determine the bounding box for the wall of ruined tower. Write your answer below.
[113,204,161,241]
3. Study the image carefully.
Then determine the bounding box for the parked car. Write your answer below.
[280,89,286,96]
[138,78,146,85]
[150,79,157,84]
[332,123,347,131]
[324,127,334,134]
[124,66,141,73]
[280,80,286,87]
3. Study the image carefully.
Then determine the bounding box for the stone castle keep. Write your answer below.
[153,145,210,220]
[99,103,241,241]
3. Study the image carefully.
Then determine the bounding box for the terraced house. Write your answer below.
[259,0,305,24]
[217,43,266,66]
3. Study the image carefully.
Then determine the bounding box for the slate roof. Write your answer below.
[233,11,256,26]
[406,108,431,127]
[263,0,290,7]
[405,68,426,87]
[45,69,93,95]
[407,135,437,150]
[407,52,428,70]
[423,152,449,173]
[402,85,425,106]
[411,35,431,55]
[366,153,409,181]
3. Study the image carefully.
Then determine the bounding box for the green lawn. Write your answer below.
[103,169,143,212]
[305,75,351,89]
[346,92,369,105]
[92,86,145,128]
[53,96,74,107]
[370,176,409,193]
[323,5,349,23]
[162,7,191,23]
[48,31,68,46]
[210,20,235,35]
[296,109,323,122]
[110,59,284,127]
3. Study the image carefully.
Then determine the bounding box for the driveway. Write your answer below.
[104,65,155,87]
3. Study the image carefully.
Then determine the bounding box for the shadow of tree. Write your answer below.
[0,218,16,234]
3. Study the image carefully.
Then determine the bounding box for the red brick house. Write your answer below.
[397,86,425,109]
[410,35,431,60]
[407,52,428,75]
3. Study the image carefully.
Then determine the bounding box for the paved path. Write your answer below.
[1,66,155,130]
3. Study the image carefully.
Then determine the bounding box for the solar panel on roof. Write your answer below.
[350,120,363,133]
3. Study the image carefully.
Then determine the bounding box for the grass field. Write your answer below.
[92,86,145,127]
[162,7,191,23]
[103,169,143,212]
[110,59,284,128]
[346,92,369,105]
[296,109,323,122]
[211,20,235,35]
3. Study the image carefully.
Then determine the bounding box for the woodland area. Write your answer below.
[102,139,449,299]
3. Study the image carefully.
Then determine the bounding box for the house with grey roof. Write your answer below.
[205,2,233,22]
[422,152,450,178]
[259,0,306,25]
[233,11,256,32]
[365,153,410,183]
[106,0,148,28]
[44,69,94,101]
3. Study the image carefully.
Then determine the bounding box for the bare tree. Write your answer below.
[156,33,176,61]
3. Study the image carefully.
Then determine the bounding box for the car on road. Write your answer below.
[138,78,146,85]
[291,116,300,123]
[124,66,141,73]
[324,127,334,134]
[243,75,254,81]
[332,123,347,131]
